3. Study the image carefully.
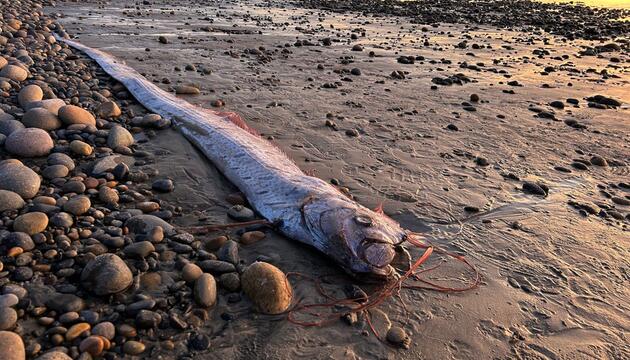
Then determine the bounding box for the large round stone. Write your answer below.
[0,307,17,330]
[0,162,40,199]
[13,212,48,235]
[5,128,53,157]
[0,190,25,211]
[81,254,133,295]
[241,262,292,314]
[18,84,43,107]
[0,65,28,82]
[107,126,134,148]
[58,105,96,126]
[0,119,24,136]
[63,195,91,215]
[0,331,25,360]
[24,99,66,114]
[22,108,61,130]
[47,152,75,171]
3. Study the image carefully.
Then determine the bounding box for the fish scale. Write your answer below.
[58,35,406,278]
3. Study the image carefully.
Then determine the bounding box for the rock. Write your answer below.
[63,195,91,215]
[81,254,133,295]
[124,241,155,258]
[174,85,200,95]
[0,119,24,136]
[386,327,410,348]
[13,212,48,235]
[99,186,119,204]
[227,205,255,221]
[24,99,66,114]
[199,260,236,274]
[17,84,43,107]
[0,307,17,330]
[47,153,75,171]
[46,293,85,313]
[590,156,607,167]
[58,105,96,126]
[35,352,72,360]
[125,214,175,236]
[79,336,105,356]
[0,294,19,307]
[5,128,53,157]
[4,232,34,251]
[240,231,265,245]
[42,165,69,179]
[97,101,121,118]
[0,331,25,360]
[22,108,61,130]
[91,155,123,176]
[194,274,217,307]
[0,65,28,81]
[66,322,90,341]
[135,310,161,328]
[219,272,241,292]
[522,182,547,196]
[0,190,25,211]
[123,341,145,355]
[69,140,93,156]
[92,321,115,340]
[50,212,73,228]
[107,126,134,148]
[151,179,174,192]
[182,263,203,282]
[0,162,40,198]
[241,262,292,314]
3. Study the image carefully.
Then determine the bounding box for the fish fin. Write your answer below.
[373,202,384,215]
[216,111,260,137]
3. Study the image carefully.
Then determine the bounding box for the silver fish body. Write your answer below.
[59,36,408,278]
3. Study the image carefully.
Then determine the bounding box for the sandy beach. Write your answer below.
[0,0,628,359]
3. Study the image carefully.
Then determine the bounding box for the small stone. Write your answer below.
[35,352,72,360]
[0,331,25,360]
[174,85,200,95]
[345,129,359,137]
[24,99,66,114]
[22,108,61,131]
[194,273,217,307]
[227,205,254,221]
[42,165,69,180]
[18,84,43,107]
[470,94,480,102]
[0,65,28,82]
[0,162,40,199]
[0,119,24,136]
[136,310,161,328]
[63,195,91,215]
[0,294,19,307]
[0,307,17,330]
[107,126,134,148]
[0,190,25,211]
[182,263,203,282]
[590,156,607,167]
[125,214,175,235]
[188,333,210,351]
[152,179,174,192]
[123,241,155,258]
[46,293,86,313]
[69,140,93,156]
[522,182,547,196]
[136,201,159,212]
[81,254,133,295]
[79,336,105,356]
[240,231,265,245]
[98,186,119,204]
[123,341,145,355]
[5,128,53,157]
[92,321,115,340]
[158,36,168,44]
[58,105,96,126]
[219,272,241,292]
[13,212,48,235]
[97,101,122,118]
[386,326,410,348]
[47,153,75,171]
[241,262,292,314]
[66,322,90,341]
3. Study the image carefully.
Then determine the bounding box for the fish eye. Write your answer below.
[354,215,372,226]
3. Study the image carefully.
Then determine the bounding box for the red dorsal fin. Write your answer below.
[374,202,384,215]
[216,111,260,137]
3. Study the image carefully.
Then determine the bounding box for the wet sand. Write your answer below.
[48,0,629,359]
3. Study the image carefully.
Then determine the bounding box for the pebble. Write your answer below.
[97,101,121,118]
[219,272,241,292]
[0,65,28,81]
[24,99,66,114]
[123,340,145,355]
[0,294,19,307]
[46,293,86,313]
[79,336,105,356]
[69,140,93,156]
[42,165,69,179]
[0,119,24,136]
[107,125,134,148]
[0,190,25,211]
[17,84,43,107]
[98,186,119,204]
[92,321,115,340]
[590,156,607,167]
[152,178,174,192]
[240,230,266,245]
[241,262,292,314]
[81,254,133,295]
[0,307,17,330]
[0,331,25,360]
[22,108,61,130]
[386,326,411,348]
[182,263,203,282]
[125,214,175,235]
[194,273,217,307]
[5,128,53,157]
[227,204,255,221]
[47,153,75,171]
[35,352,72,360]
[66,322,90,341]
[123,241,155,258]
[63,195,91,215]
[58,105,96,126]
[522,182,547,196]
[13,212,48,235]
[174,85,200,95]
[0,162,40,198]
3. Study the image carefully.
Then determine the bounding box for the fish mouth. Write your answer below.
[360,238,396,269]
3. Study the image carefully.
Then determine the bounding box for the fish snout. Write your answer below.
[362,242,396,268]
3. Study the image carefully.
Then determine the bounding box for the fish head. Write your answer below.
[303,196,407,280]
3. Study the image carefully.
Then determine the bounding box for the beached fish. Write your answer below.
[59,36,411,279]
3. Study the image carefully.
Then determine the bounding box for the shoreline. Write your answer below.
[1,0,629,359]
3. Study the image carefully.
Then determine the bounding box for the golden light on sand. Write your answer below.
[538,0,630,8]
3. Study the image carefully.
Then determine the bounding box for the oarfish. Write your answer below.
[59,37,412,279]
